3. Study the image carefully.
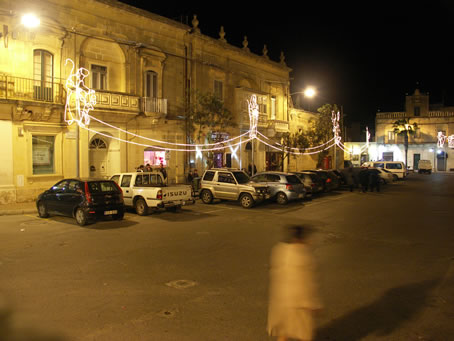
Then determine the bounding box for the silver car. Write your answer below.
[250,172,306,204]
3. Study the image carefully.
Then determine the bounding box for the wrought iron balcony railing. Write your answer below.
[0,75,65,104]
[142,97,168,116]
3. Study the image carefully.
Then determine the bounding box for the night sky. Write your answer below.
[119,1,454,127]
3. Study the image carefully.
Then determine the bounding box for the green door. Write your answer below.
[413,154,420,170]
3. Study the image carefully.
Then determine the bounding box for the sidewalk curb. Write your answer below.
[0,209,37,216]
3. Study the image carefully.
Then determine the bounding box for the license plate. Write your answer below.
[298,193,304,198]
[104,210,117,215]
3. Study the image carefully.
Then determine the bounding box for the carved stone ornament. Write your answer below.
[219,26,226,43]
[263,44,269,59]
[280,51,286,65]
[14,103,54,121]
[242,36,250,52]
[192,15,200,34]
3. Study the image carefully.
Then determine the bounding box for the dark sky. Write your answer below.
[119,1,454,126]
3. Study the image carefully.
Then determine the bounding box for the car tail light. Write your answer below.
[311,183,316,187]
[326,178,332,183]
[84,182,92,203]
[157,190,162,200]
[113,182,123,201]
[286,184,294,191]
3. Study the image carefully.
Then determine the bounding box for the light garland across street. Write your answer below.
[64,59,372,156]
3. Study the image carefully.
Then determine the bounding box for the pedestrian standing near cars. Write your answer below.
[268,225,323,341]
[368,169,380,192]
[359,167,369,193]
[345,166,354,192]
[159,163,167,180]
[187,169,193,184]
[193,169,199,178]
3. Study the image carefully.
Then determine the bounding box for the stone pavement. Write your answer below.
[0,201,37,216]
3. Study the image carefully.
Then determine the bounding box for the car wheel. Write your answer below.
[75,208,89,226]
[112,210,124,220]
[392,174,398,181]
[37,201,49,218]
[240,193,254,208]
[200,190,213,204]
[135,198,148,216]
[276,192,288,205]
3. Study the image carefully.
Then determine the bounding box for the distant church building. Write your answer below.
[373,89,454,172]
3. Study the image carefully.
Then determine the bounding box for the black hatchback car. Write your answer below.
[36,178,124,226]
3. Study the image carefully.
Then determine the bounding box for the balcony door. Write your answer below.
[145,71,157,98]
[33,50,53,101]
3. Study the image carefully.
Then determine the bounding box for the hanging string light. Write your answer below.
[63,58,372,158]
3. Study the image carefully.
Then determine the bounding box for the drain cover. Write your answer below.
[157,307,179,318]
[165,279,198,289]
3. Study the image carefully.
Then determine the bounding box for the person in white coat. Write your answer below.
[268,225,322,341]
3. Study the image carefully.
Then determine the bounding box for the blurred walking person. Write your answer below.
[268,225,322,341]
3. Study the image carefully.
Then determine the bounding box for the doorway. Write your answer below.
[89,137,108,177]
[413,153,421,170]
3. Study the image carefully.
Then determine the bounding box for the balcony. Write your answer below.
[142,97,167,118]
[94,90,140,114]
[376,112,406,119]
[0,75,64,104]
[268,119,289,133]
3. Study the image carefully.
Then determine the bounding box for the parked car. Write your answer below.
[251,172,306,204]
[377,168,394,184]
[292,172,314,198]
[302,170,337,192]
[361,161,406,180]
[110,172,194,215]
[36,178,124,226]
[418,160,432,174]
[304,172,324,194]
[325,170,341,189]
[200,168,269,208]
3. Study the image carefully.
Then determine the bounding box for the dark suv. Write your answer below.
[36,178,124,226]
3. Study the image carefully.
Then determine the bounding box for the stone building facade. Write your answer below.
[374,89,454,171]
[0,0,320,204]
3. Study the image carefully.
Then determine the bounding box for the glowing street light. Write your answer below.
[303,87,316,98]
[21,13,40,28]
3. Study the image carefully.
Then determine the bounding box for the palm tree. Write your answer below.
[392,118,418,168]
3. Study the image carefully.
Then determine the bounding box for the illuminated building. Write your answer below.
[0,0,319,203]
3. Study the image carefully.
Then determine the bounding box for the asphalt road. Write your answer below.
[0,174,453,341]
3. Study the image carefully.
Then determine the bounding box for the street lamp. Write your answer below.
[1,13,40,48]
[21,14,40,28]
[290,86,318,111]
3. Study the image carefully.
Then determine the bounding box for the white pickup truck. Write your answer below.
[110,172,194,215]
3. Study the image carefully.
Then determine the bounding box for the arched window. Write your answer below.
[33,50,53,101]
[89,138,107,149]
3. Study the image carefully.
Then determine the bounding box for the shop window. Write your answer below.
[382,152,394,161]
[144,150,167,166]
[32,135,55,174]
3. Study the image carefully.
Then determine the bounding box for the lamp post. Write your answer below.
[290,87,344,169]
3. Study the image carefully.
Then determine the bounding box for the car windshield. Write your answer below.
[232,171,250,184]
